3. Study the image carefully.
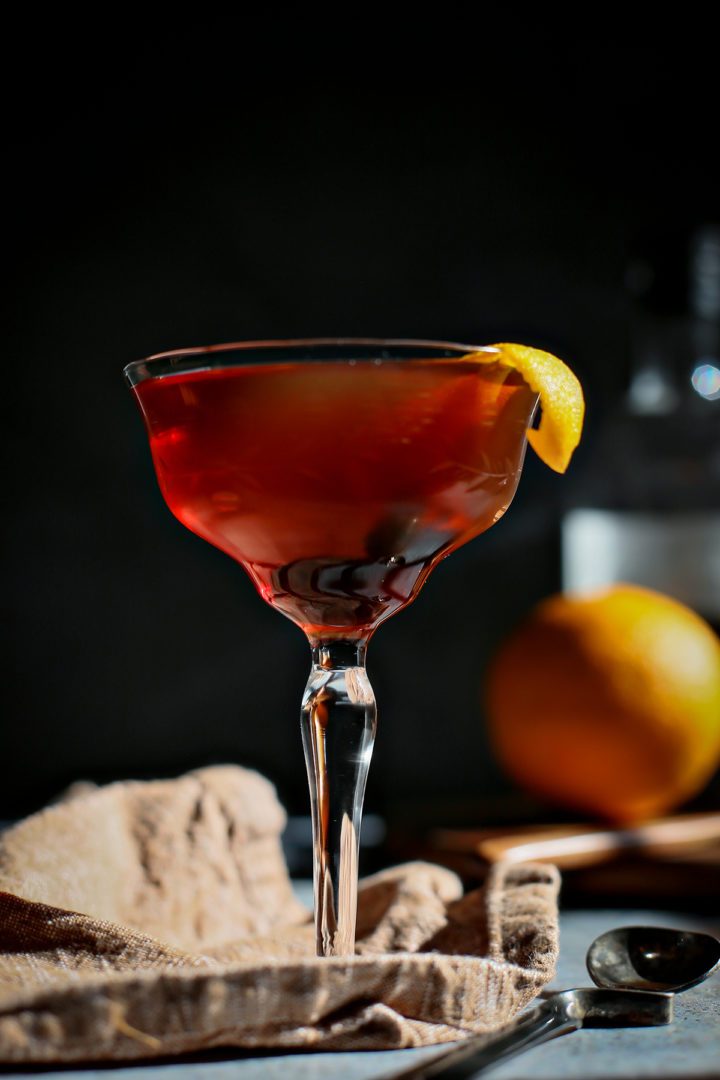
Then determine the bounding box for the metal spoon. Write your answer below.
[587,925,720,993]
[383,925,720,1079]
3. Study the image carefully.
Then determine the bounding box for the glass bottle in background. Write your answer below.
[562,224,720,632]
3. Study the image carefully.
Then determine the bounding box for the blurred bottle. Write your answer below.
[561,224,720,630]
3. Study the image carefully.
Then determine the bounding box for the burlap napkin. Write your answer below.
[0,766,559,1064]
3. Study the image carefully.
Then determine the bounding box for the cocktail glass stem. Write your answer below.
[300,639,377,956]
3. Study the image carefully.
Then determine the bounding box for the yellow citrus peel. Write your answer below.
[466,343,585,473]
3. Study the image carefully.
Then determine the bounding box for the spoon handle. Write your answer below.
[382,998,578,1079]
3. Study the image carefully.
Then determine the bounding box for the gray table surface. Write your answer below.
[2,887,718,1078]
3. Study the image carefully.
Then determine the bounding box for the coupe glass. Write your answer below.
[125,339,539,956]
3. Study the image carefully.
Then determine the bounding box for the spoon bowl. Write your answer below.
[586,925,720,993]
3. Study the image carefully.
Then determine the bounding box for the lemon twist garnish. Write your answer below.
[466,343,585,473]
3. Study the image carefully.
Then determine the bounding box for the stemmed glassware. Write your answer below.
[125,339,540,956]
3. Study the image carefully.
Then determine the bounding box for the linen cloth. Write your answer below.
[0,766,559,1063]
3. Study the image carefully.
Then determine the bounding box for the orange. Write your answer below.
[464,343,585,473]
[486,584,720,823]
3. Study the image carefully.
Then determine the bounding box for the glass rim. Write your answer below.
[123,337,498,386]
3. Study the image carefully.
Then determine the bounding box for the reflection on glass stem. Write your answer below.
[300,641,377,956]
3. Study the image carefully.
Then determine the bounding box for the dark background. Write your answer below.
[5,20,717,835]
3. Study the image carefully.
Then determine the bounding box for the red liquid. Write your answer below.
[133,359,537,641]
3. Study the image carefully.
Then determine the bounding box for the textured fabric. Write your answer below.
[0,767,559,1063]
